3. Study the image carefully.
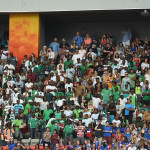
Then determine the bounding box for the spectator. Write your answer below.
[43,127,51,148]
[51,129,60,150]
[49,38,59,59]
[121,26,131,47]
[72,32,83,48]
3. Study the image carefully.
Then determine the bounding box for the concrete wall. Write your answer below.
[0,0,150,12]
[45,20,150,46]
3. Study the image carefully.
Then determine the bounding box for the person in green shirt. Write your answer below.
[64,56,73,71]
[24,100,33,115]
[55,106,62,120]
[64,119,74,145]
[13,114,23,139]
[128,69,136,88]
[80,60,87,74]
[28,113,39,139]
[101,84,112,104]
[43,104,53,123]
[55,87,64,99]
[142,85,150,106]
[111,81,121,93]
[49,120,60,135]
[128,58,136,67]
[73,105,82,118]
[113,86,121,102]
[38,113,46,139]
[129,89,138,107]
[128,62,137,72]
[45,90,53,103]
[26,92,34,102]
[32,61,39,76]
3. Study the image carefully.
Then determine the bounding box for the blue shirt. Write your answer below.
[123,88,130,98]
[120,141,130,147]
[13,104,24,114]
[49,42,59,53]
[120,127,126,133]
[145,133,150,140]
[8,143,16,150]
[100,145,109,150]
[121,30,131,42]
[125,103,134,115]
[72,36,83,47]
[103,126,112,137]
[112,127,118,135]
[124,132,131,141]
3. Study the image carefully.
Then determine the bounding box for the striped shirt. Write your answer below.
[75,126,85,137]
[13,104,24,114]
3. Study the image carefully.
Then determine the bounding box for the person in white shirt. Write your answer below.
[128,142,136,150]
[65,79,73,92]
[79,46,86,59]
[1,45,9,65]
[25,78,33,92]
[119,57,128,78]
[82,114,93,127]
[4,100,14,115]
[66,64,75,79]
[4,60,15,72]
[141,58,149,70]
[35,87,44,103]
[64,105,73,118]
[7,76,16,89]
[87,48,97,60]
[83,107,91,118]
[25,57,32,70]
[112,115,121,127]
[92,95,101,109]
[47,47,55,60]
[91,108,99,124]
[72,50,82,64]
[118,94,127,109]
[46,81,57,96]
[40,96,49,112]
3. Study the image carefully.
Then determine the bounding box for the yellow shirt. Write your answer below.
[135,86,141,95]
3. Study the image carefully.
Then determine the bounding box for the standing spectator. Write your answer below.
[101,84,112,104]
[13,100,24,115]
[43,104,53,123]
[43,127,51,149]
[1,45,9,65]
[84,33,92,48]
[103,121,112,145]
[0,60,4,78]
[95,120,103,145]
[125,99,134,124]
[64,119,74,145]
[9,52,18,70]
[142,85,150,106]
[72,32,83,48]
[121,26,131,47]
[51,129,60,150]
[4,123,14,143]
[75,120,86,144]
[60,38,69,49]
[49,38,59,59]
[13,114,23,139]
[28,113,39,139]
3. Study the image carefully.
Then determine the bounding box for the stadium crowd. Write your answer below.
[0,27,150,150]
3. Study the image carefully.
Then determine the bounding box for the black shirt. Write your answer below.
[90,42,98,53]
[95,65,103,77]
[60,42,69,48]
[95,124,103,138]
